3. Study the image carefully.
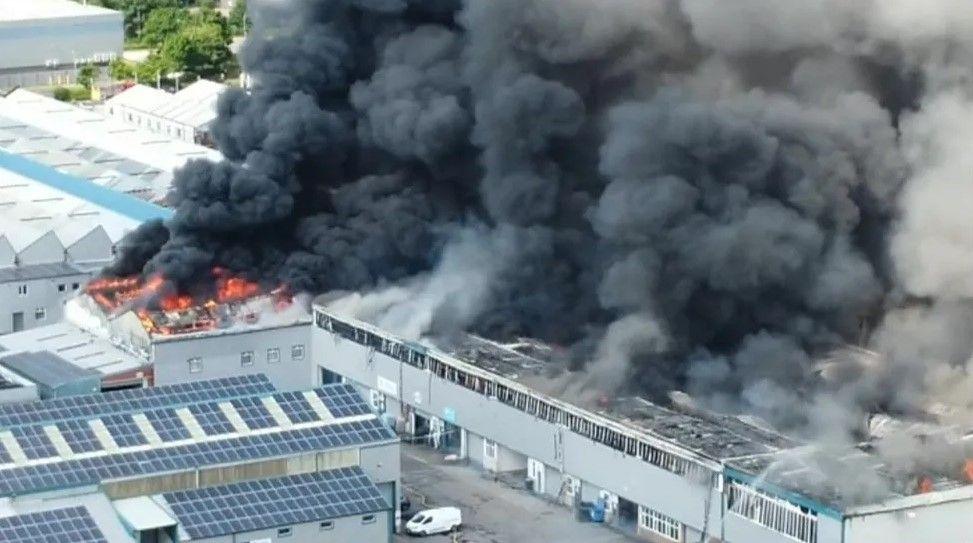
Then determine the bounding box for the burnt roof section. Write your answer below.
[0,350,100,389]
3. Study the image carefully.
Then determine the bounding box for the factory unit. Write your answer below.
[0,0,122,89]
[0,374,399,543]
[311,302,973,543]
[106,80,227,146]
[0,149,171,336]
[0,88,221,204]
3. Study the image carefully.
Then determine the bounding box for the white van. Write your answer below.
[404,507,462,536]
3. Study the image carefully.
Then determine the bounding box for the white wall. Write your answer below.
[0,274,89,335]
[0,12,122,73]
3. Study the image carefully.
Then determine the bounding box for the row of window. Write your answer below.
[316,312,708,479]
[267,515,376,539]
[187,345,305,374]
[15,282,82,297]
[727,480,818,543]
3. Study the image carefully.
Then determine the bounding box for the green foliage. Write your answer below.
[160,21,232,79]
[88,0,181,39]
[142,7,188,48]
[77,64,97,89]
[135,54,177,86]
[53,87,71,102]
[109,58,136,81]
[229,0,248,36]
[70,86,92,101]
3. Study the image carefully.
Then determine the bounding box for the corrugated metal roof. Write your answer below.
[108,80,225,130]
[0,350,101,389]
[0,261,85,283]
[0,0,118,23]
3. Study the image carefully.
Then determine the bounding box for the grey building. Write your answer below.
[311,303,973,543]
[0,349,100,398]
[0,0,123,89]
[0,374,399,543]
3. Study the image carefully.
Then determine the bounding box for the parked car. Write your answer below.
[405,507,462,536]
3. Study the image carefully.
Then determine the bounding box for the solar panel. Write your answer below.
[229,397,276,430]
[11,426,57,459]
[0,374,275,430]
[0,441,11,464]
[100,414,148,448]
[56,420,103,454]
[0,506,107,543]
[0,373,20,391]
[0,418,395,496]
[143,409,190,442]
[316,384,372,417]
[164,467,390,539]
[188,404,235,436]
[273,391,320,423]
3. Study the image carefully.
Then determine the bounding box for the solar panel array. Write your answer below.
[165,466,390,539]
[0,506,107,543]
[0,374,275,429]
[317,383,373,417]
[0,376,390,497]
[0,418,394,496]
[0,373,21,391]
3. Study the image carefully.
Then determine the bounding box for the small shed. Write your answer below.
[0,350,101,398]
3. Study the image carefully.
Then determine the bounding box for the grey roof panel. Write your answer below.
[0,350,99,389]
[0,261,85,283]
[164,467,390,539]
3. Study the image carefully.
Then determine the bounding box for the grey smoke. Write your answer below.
[105,0,973,494]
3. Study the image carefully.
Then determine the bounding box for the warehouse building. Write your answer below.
[311,302,973,543]
[0,149,171,336]
[0,0,122,89]
[0,374,399,543]
[106,80,227,146]
[0,88,220,204]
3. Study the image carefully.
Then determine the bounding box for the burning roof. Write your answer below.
[84,268,299,339]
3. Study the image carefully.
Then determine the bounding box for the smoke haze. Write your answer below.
[110,0,973,487]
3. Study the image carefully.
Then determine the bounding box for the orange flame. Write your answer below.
[160,294,194,312]
[917,476,934,494]
[962,460,973,483]
[217,276,261,303]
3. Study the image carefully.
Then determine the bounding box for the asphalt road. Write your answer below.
[394,443,637,543]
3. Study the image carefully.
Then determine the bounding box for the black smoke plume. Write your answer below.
[111,0,973,454]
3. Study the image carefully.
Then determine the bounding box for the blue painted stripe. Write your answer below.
[0,149,172,223]
[724,466,844,520]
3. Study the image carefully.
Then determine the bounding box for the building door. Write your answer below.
[527,458,546,494]
[483,439,498,472]
[11,312,23,332]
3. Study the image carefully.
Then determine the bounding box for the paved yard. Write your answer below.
[395,443,637,543]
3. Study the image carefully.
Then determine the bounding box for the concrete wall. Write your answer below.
[0,12,122,88]
[110,104,198,144]
[312,329,720,536]
[153,323,312,391]
[192,511,391,543]
[0,274,89,335]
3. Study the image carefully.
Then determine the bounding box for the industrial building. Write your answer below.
[0,148,171,336]
[0,274,314,391]
[0,0,123,89]
[0,373,399,543]
[311,302,973,543]
[0,88,221,204]
[106,80,228,146]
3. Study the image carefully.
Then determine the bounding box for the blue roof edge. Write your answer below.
[724,466,845,520]
[0,148,173,223]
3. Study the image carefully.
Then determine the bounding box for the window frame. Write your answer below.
[291,344,305,361]
[187,357,203,374]
[267,347,281,364]
[240,350,254,367]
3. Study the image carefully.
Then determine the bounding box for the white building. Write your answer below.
[0,148,171,335]
[106,80,227,146]
[0,89,221,203]
[0,0,123,89]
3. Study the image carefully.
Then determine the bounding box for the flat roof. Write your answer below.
[163,467,389,539]
[0,0,118,23]
[0,262,86,283]
[0,322,148,378]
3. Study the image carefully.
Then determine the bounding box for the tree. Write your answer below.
[102,0,180,39]
[77,63,97,89]
[142,7,188,48]
[160,23,232,79]
[53,88,71,102]
[109,58,136,81]
[229,0,248,36]
[136,53,177,87]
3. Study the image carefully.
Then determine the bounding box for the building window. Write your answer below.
[484,439,497,459]
[276,527,293,538]
[319,521,334,531]
[727,481,818,543]
[188,357,202,373]
[267,348,280,364]
[72,283,80,290]
[240,351,254,367]
[17,284,27,296]
[57,284,66,292]
[34,307,46,321]
[291,344,305,361]
[361,515,376,525]
[639,506,682,542]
